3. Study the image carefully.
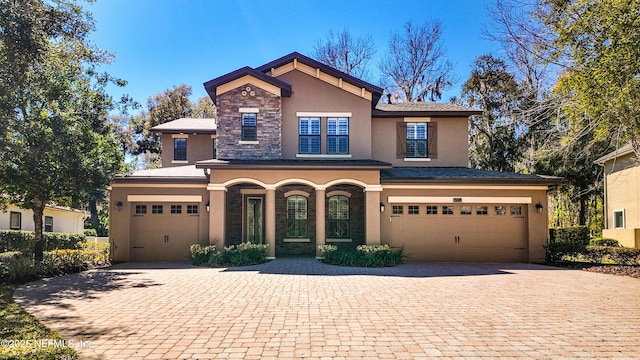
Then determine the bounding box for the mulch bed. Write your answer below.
[551,262,640,279]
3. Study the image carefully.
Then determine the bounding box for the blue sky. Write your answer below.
[88,0,501,109]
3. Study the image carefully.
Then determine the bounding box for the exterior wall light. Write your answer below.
[535,202,543,214]
[115,201,123,212]
[206,201,210,212]
[380,202,385,213]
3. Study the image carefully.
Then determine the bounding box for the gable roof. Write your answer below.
[112,165,208,184]
[373,103,482,117]
[151,118,217,134]
[203,66,292,104]
[255,51,384,105]
[594,144,635,165]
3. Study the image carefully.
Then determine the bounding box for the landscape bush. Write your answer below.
[552,226,590,245]
[189,242,268,267]
[589,238,620,247]
[318,244,404,267]
[0,230,86,253]
[84,228,98,237]
[0,242,110,284]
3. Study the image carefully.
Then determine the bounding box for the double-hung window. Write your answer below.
[44,216,53,232]
[328,195,350,238]
[406,122,427,158]
[241,113,257,141]
[174,138,187,161]
[327,117,349,154]
[298,117,320,154]
[9,212,21,230]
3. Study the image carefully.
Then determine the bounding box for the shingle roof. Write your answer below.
[196,159,392,170]
[373,102,482,117]
[151,118,217,134]
[594,144,635,164]
[381,167,562,185]
[113,165,208,183]
[203,66,293,104]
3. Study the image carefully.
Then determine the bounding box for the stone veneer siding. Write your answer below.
[216,84,282,160]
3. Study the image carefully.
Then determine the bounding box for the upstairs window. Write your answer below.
[241,113,257,141]
[397,121,437,159]
[174,138,187,161]
[299,117,320,154]
[212,138,217,159]
[406,122,427,158]
[327,117,349,154]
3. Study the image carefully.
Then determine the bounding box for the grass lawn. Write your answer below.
[0,283,78,360]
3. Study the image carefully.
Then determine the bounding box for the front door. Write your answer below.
[246,197,263,243]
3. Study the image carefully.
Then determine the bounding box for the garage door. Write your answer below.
[131,203,200,261]
[390,204,526,262]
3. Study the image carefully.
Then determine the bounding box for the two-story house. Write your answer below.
[110,52,560,263]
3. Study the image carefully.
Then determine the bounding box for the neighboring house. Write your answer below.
[596,144,640,248]
[0,203,87,234]
[111,52,560,262]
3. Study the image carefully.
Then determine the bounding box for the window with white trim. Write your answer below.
[44,216,53,232]
[286,195,308,238]
[327,117,349,154]
[614,209,625,229]
[10,212,21,230]
[241,113,257,141]
[406,122,427,158]
[174,138,187,161]
[299,117,321,154]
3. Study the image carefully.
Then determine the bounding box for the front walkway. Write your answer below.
[14,259,640,359]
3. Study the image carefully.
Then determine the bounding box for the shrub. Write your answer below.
[589,238,620,247]
[84,228,98,237]
[0,230,86,253]
[544,241,587,263]
[189,244,216,265]
[318,244,404,267]
[0,253,38,283]
[552,226,590,245]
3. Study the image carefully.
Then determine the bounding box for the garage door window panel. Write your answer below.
[476,206,488,215]
[152,205,163,214]
[510,206,522,216]
[408,205,419,215]
[187,205,198,214]
[442,206,454,215]
[495,206,506,215]
[392,205,404,215]
[135,205,147,215]
[460,206,472,215]
[426,205,438,215]
[171,205,182,214]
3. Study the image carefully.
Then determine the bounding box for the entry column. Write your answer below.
[208,186,226,251]
[365,185,383,245]
[315,187,326,258]
[265,187,276,259]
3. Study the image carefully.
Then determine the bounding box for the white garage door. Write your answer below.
[131,203,200,261]
[390,204,527,262]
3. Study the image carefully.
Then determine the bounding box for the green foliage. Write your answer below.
[0,230,86,253]
[190,242,268,267]
[84,206,109,237]
[84,228,98,237]
[544,241,587,263]
[189,244,216,266]
[553,226,590,245]
[319,244,404,267]
[589,238,620,247]
[462,54,523,172]
[547,245,640,265]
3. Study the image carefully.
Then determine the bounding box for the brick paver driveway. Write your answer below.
[13,259,640,359]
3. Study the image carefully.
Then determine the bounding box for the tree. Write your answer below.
[0,0,124,260]
[379,20,455,102]
[312,28,376,80]
[130,86,216,168]
[544,0,640,156]
[462,54,523,172]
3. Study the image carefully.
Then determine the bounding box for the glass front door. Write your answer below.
[246,197,263,244]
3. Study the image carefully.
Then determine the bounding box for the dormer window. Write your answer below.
[241,113,257,141]
[327,117,349,154]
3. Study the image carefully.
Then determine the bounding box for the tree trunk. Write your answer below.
[89,192,100,230]
[578,197,587,226]
[33,198,45,261]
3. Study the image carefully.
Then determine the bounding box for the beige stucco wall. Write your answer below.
[602,228,640,248]
[379,186,550,263]
[109,184,210,261]
[161,134,215,168]
[0,204,86,234]
[276,70,373,159]
[209,168,381,188]
[371,116,469,167]
[604,156,640,231]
